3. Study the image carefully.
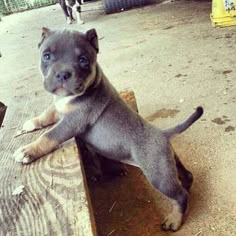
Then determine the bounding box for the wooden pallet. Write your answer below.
[0,89,137,236]
[0,90,96,236]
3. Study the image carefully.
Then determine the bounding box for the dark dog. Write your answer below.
[14,28,204,232]
[59,0,84,24]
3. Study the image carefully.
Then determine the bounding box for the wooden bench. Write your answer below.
[0,89,137,235]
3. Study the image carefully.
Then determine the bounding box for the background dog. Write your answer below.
[59,0,84,24]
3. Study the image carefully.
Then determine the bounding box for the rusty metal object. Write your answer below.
[0,101,7,127]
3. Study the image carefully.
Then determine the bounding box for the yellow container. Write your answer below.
[211,0,236,27]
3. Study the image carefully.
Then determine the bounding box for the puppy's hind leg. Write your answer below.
[175,153,193,192]
[160,182,189,232]
[138,150,189,231]
[76,138,103,182]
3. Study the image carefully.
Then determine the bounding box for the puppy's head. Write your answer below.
[38,27,99,97]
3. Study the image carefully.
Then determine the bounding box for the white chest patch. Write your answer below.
[55,95,77,114]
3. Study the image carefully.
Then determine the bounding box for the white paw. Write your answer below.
[161,211,183,232]
[14,147,31,164]
[67,17,72,24]
[22,119,38,132]
[77,20,84,25]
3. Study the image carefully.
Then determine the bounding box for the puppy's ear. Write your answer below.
[38,27,50,49]
[86,29,99,53]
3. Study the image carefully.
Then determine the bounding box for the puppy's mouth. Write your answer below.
[53,87,71,96]
[52,84,85,97]
[43,68,97,97]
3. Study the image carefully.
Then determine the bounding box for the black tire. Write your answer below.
[102,0,151,14]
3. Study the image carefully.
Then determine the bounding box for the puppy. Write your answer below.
[59,0,84,24]
[14,28,204,232]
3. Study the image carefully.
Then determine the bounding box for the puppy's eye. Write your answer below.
[78,55,89,69]
[43,53,51,62]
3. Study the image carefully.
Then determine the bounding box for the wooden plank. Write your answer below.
[0,90,97,236]
[119,90,138,113]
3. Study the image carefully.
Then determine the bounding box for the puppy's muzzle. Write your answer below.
[56,71,72,82]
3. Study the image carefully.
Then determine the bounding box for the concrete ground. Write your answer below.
[0,0,236,235]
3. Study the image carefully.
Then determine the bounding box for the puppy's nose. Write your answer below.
[56,71,72,82]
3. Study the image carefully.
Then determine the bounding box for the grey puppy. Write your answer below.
[14,28,203,232]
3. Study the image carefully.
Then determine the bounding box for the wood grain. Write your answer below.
[0,90,96,236]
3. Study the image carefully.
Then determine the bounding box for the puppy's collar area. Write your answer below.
[83,65,101,93]
[64,67,101,105]
[74,64,101,97]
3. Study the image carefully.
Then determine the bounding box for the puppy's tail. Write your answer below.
[164,106,203,138]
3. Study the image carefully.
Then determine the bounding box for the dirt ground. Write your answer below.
[0,0,236,235]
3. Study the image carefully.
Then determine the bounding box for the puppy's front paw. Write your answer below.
[161,212,183,232]
[14,144,36,164]
[22,119,41,132]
